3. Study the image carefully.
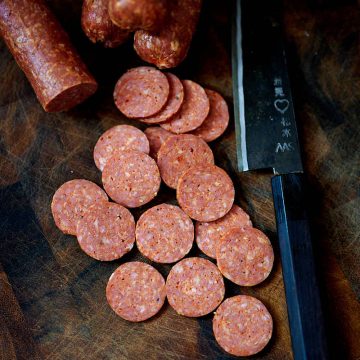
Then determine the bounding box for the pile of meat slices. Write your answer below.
[51,67,274,357]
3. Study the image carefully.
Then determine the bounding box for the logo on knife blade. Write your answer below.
[274,99,290,114]
[275,142,294,153]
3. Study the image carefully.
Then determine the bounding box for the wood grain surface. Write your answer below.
[0,0,359,359]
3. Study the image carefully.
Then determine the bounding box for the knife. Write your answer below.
[232,0,329,359]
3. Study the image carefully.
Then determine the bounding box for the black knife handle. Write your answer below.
[271,173,328,360]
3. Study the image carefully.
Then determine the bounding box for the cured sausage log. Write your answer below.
[81,0,131,48]
[0,0,98,112]
[134,0,202,68]
[108,0,167,32]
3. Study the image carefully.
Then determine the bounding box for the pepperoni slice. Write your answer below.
[166,257,225,317]
[217,227,274,286]
[144,126,173,160]
[161,80,210,133]
[136,204,194,263]
[177,164,235,222]
[94,125,150,171]
[106,262,166,322]
[195,205,252,259]
[213,295,273,356]
[51,179,108,235]
[190,89,229,142]
[157,134,214,189]
[114,67,169,118]
[76,202,135,261]
[102,150,161,208]
[140,73,184,124]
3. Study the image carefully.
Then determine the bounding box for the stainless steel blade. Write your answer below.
[232,0,303,174]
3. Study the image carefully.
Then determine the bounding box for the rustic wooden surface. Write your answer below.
[0,0,359,359]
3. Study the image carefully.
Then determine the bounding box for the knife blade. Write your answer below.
[232,1,329,359]
[232,0,303,174]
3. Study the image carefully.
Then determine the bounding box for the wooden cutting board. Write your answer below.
[0,1,359,359]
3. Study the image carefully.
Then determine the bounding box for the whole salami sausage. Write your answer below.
[82,0,131,48]
[109,0,168,32]
[0,0,98,112]
[134,0,202,68]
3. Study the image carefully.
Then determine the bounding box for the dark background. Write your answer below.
[0,0,359,359]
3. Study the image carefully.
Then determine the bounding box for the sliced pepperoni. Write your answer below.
[51,179,108,235]
[106,262,166,322]
[144,126,173,160]
[166,257,225,317]
[195,205,252,259]
[140,73,184,124]
[213,295,273,356]
[217,227,274,286]
[190,89,229,142]
[157,134,214,189]
[161,80,210,134]
[94,125,150,171]
[76,202,135,261]
[114,67,169,118]
[102,150,161,208]
[136,204,194,263]
[177,164,235,222]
